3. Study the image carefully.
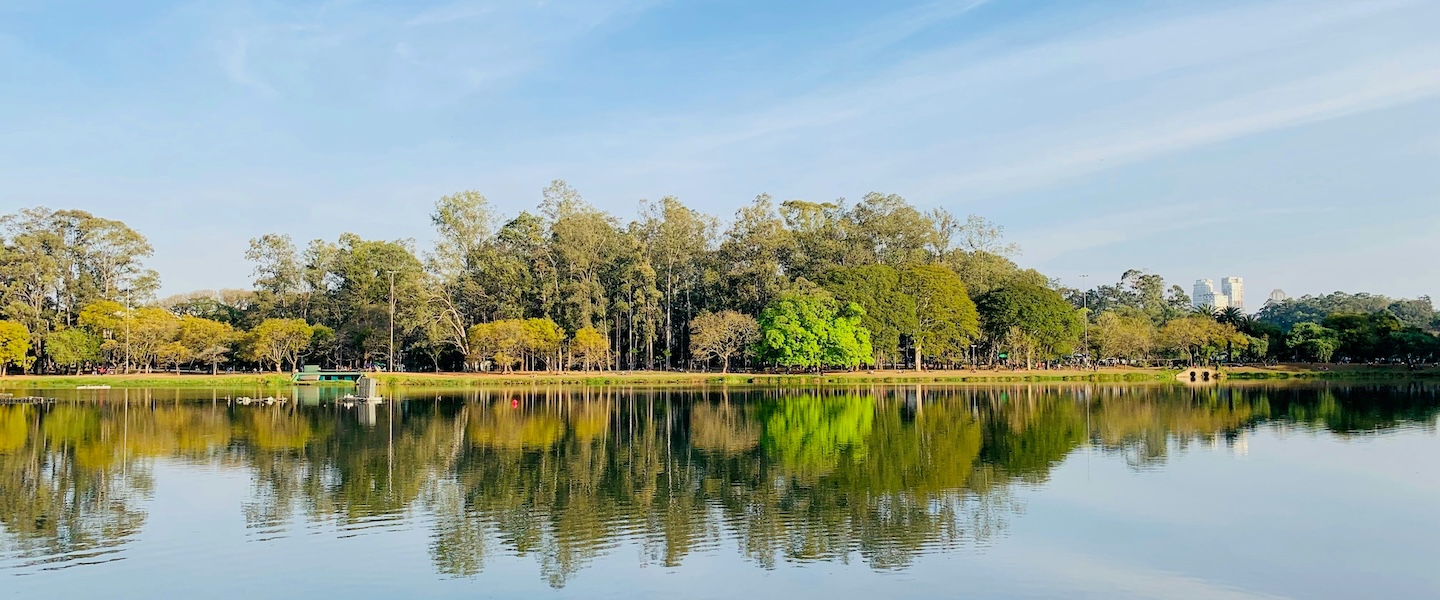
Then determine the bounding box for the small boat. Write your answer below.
[76,385,111,390]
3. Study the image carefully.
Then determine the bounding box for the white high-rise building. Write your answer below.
[1193,279,1215,308]
[1193,276,1244,310]
[1221,277,1244,310]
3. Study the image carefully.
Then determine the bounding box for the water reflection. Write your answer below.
[1,383,1436,586]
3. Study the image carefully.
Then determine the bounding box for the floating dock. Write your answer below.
[292,365,364,385]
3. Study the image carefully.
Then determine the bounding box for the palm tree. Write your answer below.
[1217,306,1246,327]
[1192,305,1219,320]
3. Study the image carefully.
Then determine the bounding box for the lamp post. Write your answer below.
[1079,274,1089,367]
[115,290,132,374]
[387,270,397,372]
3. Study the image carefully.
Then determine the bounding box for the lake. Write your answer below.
[2,383,1438,599]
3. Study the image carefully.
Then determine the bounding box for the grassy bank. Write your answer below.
[1224,364,1440,380]
[1,368,1177,389]
[3,364,1434,390]
[0,373,297,389]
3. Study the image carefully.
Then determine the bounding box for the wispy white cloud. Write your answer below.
[498,0,1440,204]
[208,0,663,105]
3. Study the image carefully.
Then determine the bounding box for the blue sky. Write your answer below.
[3,0,1438,301]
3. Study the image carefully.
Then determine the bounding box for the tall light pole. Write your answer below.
[387,270,397,372]
[1079,274,1089,367]
[116,290,132,374]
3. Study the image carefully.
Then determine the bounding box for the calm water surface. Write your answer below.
[2,383,1438,599]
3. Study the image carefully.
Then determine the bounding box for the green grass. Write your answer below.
[9,365,1432,390]
[0,374,296,389]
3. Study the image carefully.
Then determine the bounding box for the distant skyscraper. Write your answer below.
[1193,277,1244,310]
[1221,277,1244,310]
[1193,279,1215,309]
[1269,289,1287,304]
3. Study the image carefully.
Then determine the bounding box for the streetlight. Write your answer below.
[387,270,397,373]
[114,290,131,374]
[1079,274,1090,368]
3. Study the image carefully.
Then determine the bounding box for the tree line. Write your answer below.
[1064,272,1440,366]
[2,187,1437,374]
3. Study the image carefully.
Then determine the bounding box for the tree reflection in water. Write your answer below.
[0,384,1436,585]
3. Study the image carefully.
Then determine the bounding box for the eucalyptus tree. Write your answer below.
[1,207,157,355]
[779,200,854,281]
[717,194,787,316]
[641,196,717,369]
[245,234,301,317]
[845,192,937,268]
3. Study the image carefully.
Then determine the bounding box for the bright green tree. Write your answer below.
[0,321,31,376]
[756,288,873,371]
[1288,322,1340,363]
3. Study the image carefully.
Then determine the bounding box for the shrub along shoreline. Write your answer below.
[2,364,1436,390]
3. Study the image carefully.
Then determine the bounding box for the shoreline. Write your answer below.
[2,364,1436,389]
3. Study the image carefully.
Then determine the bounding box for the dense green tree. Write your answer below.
[1288,322,1340,363]
[46,328,101,374]
[901,264,979,370]
[1257,292,1397,330]
[756,287,872,371]
[977,284,1081,367]
[819,265,914,368]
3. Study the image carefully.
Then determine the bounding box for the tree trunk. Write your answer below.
[915,338,924,372]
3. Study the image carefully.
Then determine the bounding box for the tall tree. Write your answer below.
[717,194,788,316]
[901,264,979,370]
[641,196,716,369]
[245,234,301,316]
